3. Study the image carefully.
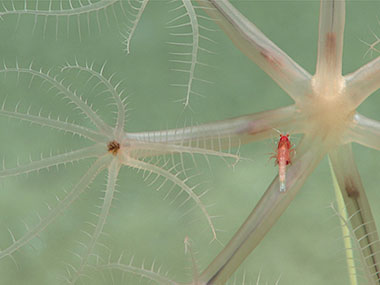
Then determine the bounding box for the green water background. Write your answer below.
[0,1,379,284]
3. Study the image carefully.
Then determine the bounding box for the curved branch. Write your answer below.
[61,63,127,138]
[123,0,149,54]
[0,156,111,260]
[123,155,218,241]
[98,262,179,285]
[0,0,119,17]
[0,66,113,136]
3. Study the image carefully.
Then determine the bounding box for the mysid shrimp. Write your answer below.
[270,131,294,192]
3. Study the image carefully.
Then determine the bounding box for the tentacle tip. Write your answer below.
[280,182,286,192]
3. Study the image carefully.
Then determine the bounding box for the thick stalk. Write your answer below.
[125,105,303,155]
[196,0,312,102]
[346,113,380,151]
[328,157,358,285]
[315,0,345,81]
[345,57,380,108]
[329,144,380,283]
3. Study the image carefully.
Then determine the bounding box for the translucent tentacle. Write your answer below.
[121,155,218,241]
[0,155,111,260]
[0,108,107,143]
[0,65,113,135]
[0,144,105,178]
[69,158,120,283]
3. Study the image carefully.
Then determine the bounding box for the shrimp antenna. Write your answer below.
[272,128,294,138]
[272,128,282,135]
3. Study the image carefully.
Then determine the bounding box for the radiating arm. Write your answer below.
[0,0,119,17]
[98,262,179,285]
[0,144,105,177]
[315,0,345,80]
[346,113,380,151]
[69,158,120,284]
[123,155,218,241]
[125,105,304,155]
[0,108,108,143]
[0,65,113,136]
[61,63,127,138]
[196,0,312,102]
[0,156,111,260]
[345,57,380,108]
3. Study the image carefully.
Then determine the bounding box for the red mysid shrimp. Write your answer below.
[270,132,294,192]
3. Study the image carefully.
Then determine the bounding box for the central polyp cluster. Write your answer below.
[301,77,356,146]
[107,140,121,156]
